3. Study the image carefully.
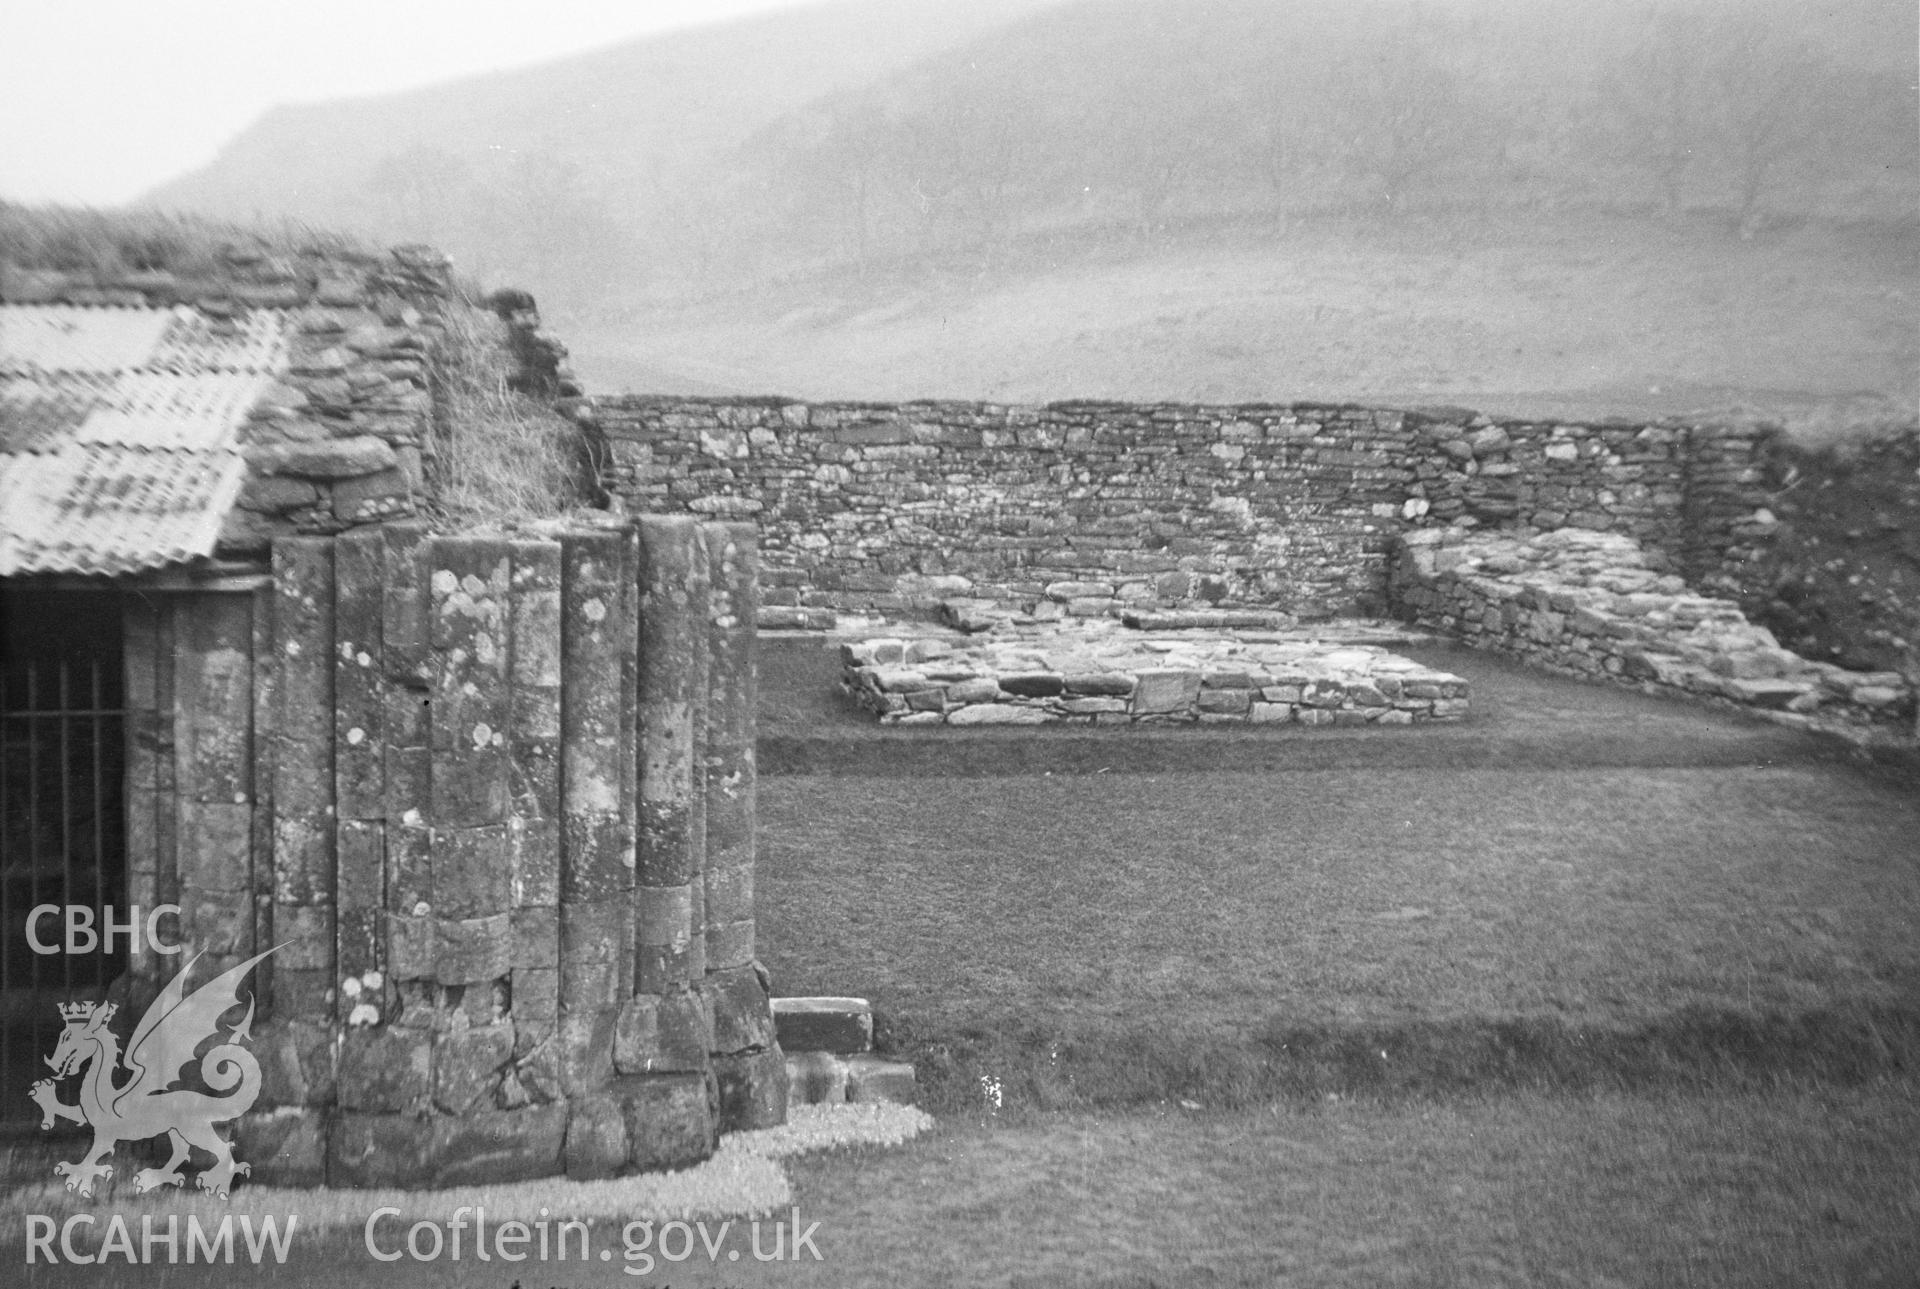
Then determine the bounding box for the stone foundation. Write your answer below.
[1390,526,1912,728]
[840,627,1469,726]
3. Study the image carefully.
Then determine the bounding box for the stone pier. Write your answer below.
[117,518,787,1187]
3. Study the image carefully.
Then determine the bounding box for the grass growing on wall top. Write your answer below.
[2,202,595,526]
[0,200,371,278]
[427,298,593,525]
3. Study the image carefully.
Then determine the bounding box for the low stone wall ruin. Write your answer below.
[1388,526,1913,729]
[840,631,1469,727]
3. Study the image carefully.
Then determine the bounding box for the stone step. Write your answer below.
[1122,609,1292,630]
[758,606,837,631]
[786,1051,918,1107]
[772,996,872,1054]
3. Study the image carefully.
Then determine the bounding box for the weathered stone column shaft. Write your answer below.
[635,516,708,994]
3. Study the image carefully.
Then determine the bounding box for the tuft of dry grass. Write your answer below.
[426,298,592,525]
[0,200,371,279]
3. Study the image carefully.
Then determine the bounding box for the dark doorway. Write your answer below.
[0,588,127,1124]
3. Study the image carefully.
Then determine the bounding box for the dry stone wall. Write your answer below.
[582,397,1778,622]
[122,517,782,1188]
[1389,526,1913,728]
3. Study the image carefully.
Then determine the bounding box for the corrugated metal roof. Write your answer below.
[0,373,104,453]
[0,306,173,374]
[0,304,291,576]
[0,444,247,576]
[73,370,277,450]
[150,308,291,373]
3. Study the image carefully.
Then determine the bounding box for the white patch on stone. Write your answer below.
[583,597,607,623]
[431,569,458,595]
[472,722,494,750]
[346,727,365,745]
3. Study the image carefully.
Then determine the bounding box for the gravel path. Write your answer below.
[0,1103,935,1232]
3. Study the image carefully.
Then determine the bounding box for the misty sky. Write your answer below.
[0,0,811,206]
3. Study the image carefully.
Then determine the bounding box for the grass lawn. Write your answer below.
[740,638,1920,1284]
[758,764,1920,1110]
[19,1088,1915,1287]
[21,641,1917,1286]
[769,1087,1920,1289]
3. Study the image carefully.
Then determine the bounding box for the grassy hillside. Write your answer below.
[125,0,1915,429]
[145,0,1062,305]
[741,0,1913,264]
[569,207,1918,428]
[141,0,1915,325]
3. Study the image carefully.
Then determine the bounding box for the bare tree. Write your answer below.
[1325,34,1487,213]
[1245,66,1340,224]
[1098,74,1210,239]
[1707,13,1841,232]
[898,84,1030,258]
[1601,6,1715,215]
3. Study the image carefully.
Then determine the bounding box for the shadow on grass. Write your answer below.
[886,1002,1920,1119]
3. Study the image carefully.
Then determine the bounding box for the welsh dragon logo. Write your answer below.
[28,945,280,1199]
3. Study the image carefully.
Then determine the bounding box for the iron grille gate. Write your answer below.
[0,589,128,1124]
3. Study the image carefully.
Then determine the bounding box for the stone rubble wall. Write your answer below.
[840,635,1469,727]
[127,518,783,1188]
[1389,526,1913,728]
[2,244,455,545]
[483,287,583,400]
[580,396,1780,623]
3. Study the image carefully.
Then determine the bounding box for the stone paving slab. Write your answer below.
[841,622,1469,727]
